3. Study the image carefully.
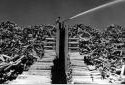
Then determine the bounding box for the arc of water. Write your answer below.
[63,0,125,22]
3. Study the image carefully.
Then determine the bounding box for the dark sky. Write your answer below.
[0,0,113,27]
[68,0,125,30]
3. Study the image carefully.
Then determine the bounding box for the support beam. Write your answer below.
[56,23,60,58]
[54,20,71,84]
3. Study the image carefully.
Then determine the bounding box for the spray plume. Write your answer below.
[68,0,125,20]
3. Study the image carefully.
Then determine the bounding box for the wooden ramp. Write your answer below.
[9,50,56,84]
[69,52,111,84]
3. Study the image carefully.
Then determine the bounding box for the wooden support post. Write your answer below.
[64,23,69,73]
[55,20,71,83]
[55,20,69,83]
[64,23,72,84]
[58,21,69,73]
[56,23,60,58]
[58,22,65,67]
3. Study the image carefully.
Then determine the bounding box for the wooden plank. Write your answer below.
[33,62,53,65]
[68,47,79,49]
[45,42,79,46]
[44,46,55,50]
[37,58,55,62]
[70,57,84,60]
[45,41,79,45]
[23,70,51,76]
[72,66,88,70]
[72,64,86,67]
[44,46,54,48]
[72,71,91,76]
[33,63,53,67]
[71,60,85,65]
[28,70,51,73]
[46,38,55,40]
[68,42,79,44]
[10,75,51,84]
[45,42,56,45]
[29,65,52,70]
[72,76,93,84]
[72,76,92,79]
[44,51,56,56]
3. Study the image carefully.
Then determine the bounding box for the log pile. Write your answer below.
[0,21,56,83]
[68,24,125,83]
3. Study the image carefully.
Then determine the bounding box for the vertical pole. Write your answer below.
[56,23,60,58]
[55,20,69,83]
[59,22,65,66]
[64,23,72,84]
[64,23,69,72]
[59,21,69,73]
[59,21,67,83]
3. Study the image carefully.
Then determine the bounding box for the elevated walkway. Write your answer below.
[9,50,56,84]
[69,52,111,84]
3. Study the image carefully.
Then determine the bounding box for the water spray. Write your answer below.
[64,0,125,22]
